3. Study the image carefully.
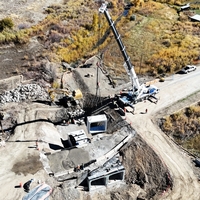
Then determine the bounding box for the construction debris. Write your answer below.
[0,84,49,104]
[87,155,125,191]
[22,183,52,200]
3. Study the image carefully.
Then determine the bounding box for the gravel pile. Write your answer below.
[0,84,49,104]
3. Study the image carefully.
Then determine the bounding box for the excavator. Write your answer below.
[99,3,159,105]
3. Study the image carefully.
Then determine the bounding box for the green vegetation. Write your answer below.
[57,12,107,62]
[0,17,29,44]
[161,103,200,156]
[0,17,14,31]
[0,0,200,76]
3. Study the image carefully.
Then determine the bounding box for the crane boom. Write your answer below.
[99,3,140,91]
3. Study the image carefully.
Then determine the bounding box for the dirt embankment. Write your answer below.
[121,134,172,199]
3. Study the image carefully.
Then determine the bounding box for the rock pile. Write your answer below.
[0,84,49,104]
[68,109,85,119]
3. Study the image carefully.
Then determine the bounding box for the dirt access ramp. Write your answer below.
[0,101,64,200]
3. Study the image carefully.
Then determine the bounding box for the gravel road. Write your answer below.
[127,65,200,200]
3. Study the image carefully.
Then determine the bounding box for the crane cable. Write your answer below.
[95,7,102,104]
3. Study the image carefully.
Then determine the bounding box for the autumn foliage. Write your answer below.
[0,0,199,76]
[161,103,200,156]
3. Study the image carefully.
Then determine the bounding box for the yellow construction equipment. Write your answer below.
[48,88,83,102]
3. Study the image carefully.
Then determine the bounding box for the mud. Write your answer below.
[12,154,43,175]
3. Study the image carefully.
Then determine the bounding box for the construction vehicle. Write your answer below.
[99,3,159,105]
[48,88,83,101]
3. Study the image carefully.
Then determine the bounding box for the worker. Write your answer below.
[23,179,34,193]
[145,109,148,113]
[74,165,80,172]
[71,118,75,124]
[0,112,4,120]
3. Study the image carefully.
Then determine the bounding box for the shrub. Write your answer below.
[186,105,200,118]
[0,17,14,31]
[171,112,182,121]
[163,116,172,132]
[15,31,29,44]
[0,33,6,43]
[2,29,16,42]
[130,15,136,21]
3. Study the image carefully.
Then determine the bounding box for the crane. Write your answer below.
[99,3,159,105]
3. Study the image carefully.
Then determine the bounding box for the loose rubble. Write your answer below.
[0,84,50,104]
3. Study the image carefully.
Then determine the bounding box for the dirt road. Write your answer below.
[127,66,200,200]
